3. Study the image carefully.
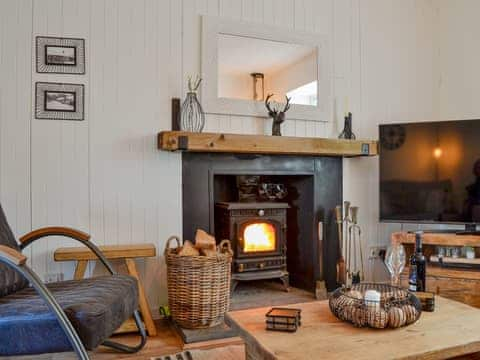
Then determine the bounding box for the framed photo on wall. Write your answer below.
[35,82,84,120]
[36,36,85,74]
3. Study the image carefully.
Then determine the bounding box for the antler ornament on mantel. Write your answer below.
[265,94,291,136]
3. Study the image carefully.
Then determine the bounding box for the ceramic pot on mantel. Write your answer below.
[180,92,205,132]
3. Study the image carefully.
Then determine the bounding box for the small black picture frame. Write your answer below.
[36,36,85,74]
[35,82,84,121]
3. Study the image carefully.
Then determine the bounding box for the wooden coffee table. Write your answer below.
[227,296,480,360]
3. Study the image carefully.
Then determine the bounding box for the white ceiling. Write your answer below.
[218,33,316,76]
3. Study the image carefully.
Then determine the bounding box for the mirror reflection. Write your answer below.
[217,33,317,106]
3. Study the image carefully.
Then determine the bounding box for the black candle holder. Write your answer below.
[339,112,356,140]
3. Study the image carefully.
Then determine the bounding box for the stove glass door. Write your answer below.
[242,222,276,253]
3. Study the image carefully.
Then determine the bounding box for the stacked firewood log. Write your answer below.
[175,229,218,257]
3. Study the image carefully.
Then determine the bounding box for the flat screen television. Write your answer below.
[379,119,480,225]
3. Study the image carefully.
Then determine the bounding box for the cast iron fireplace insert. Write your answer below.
[215,202,290,293]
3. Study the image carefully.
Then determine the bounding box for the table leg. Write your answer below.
[73,260,88,280]
[125,258,157,336]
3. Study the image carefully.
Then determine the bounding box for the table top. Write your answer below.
[227,296,480,360]
[54,243,156,261]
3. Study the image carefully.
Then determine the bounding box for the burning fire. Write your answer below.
[243,223,276,252]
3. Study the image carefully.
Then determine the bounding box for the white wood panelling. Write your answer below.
[0,0,33,263]
[30,0,91,279]
[436,0,480,120]
[0,0,443,308]
[343,0,439,282]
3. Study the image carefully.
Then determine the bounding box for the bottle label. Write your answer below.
[409,264,417,291]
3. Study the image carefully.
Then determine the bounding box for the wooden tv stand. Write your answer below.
[392,231,480,308]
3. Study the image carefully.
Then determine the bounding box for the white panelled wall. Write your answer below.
[1,0,467,311]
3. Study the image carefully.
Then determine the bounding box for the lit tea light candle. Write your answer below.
[364,290,381,309]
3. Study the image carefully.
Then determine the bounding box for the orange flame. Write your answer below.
[243,223,276,252]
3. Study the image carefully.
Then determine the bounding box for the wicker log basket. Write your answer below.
[164,236,233,329]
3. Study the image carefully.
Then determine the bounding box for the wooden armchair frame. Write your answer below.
[19,227,116,275]
[0,227,147,359]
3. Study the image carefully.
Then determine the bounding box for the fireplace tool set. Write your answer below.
[335,201,365,288]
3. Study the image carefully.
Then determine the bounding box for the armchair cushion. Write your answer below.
[0,274,138,356]
[0,204,29,297]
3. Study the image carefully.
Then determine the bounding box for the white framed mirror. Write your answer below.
[201,16,331,122]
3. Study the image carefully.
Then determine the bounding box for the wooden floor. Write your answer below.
[9,320,245,360]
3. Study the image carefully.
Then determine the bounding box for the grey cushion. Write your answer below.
[0,274,139,355]
[0,204,29,297]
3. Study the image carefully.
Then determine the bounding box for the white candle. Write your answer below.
[364,290,381,309]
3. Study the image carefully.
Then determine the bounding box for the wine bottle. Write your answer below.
[408,242,417,291]
[415,232,426,291]
[409,231,426,292]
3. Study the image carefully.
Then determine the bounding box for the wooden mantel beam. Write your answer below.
[158,131,378,157]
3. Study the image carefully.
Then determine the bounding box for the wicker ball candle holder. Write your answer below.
[329,283,421,329]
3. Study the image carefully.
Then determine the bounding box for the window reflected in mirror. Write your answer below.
[217,33,317,106]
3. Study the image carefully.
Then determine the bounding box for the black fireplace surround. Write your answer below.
[182,153,342,292]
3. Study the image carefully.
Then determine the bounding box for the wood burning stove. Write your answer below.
[215,202,290,293]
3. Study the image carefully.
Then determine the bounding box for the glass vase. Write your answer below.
[180,92,205,132]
